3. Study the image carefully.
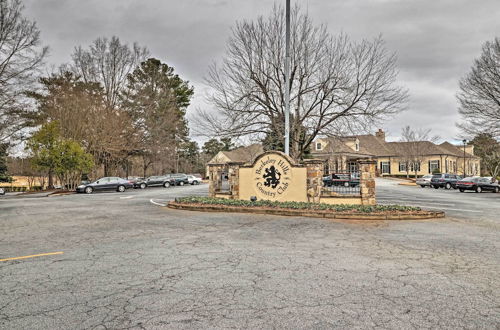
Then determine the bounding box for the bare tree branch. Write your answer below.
[0,0,48,142]
[194,4,407,160]
[457,37,500,139]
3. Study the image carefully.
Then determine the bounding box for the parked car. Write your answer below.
[76,177,133,194]
[166,173,190,186]
[145,175,175,188]
[456,177,500,193]
[0,187,5,195]
[416,174,433,188]
[187,175,201,185]
[128,176,147,189]
[323,173,360,187]
[430,173,462,189]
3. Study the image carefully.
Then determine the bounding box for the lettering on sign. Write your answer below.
[253,154,292,200]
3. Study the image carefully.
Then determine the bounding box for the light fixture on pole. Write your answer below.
[462,139,467,177]
[284,0,291,156]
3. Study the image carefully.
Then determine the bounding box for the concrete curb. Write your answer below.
[398,182,417,186]
[167,202,445,221]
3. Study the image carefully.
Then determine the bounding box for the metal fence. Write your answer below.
[321,172,361,195]
[322,184,360,195]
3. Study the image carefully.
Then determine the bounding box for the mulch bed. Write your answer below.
[167,201,445,221]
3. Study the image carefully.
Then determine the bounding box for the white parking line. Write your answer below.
[150,199,167,207]
[119,196,135,199]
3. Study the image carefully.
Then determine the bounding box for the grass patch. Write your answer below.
[174,197,421,213]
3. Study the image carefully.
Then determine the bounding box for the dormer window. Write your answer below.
[355,139,360,151]
[316,142,322,151]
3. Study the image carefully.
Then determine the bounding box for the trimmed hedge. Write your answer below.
[0,186,43,192]
[175,196,421,213]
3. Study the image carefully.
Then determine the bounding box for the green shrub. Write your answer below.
[175,197,421,213]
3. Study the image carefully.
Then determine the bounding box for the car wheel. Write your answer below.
[459,189,464,192]
[343,182,349,187]
[179,181,184,186]
[163,182,170,188]
[445,182,451,190]
[85,186,93,194]
[433,185,439,189]
[494,186,499,193]
[140,183,146,189]
[117,185,126,192]
[475,186,482,193]
[194,180,200,185]
[420,185,425,188]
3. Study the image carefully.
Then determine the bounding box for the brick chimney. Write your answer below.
[375,129,385,141]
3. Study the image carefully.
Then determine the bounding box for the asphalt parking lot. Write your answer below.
[0,180,499,329]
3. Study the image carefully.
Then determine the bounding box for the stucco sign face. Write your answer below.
[253,154,292,200]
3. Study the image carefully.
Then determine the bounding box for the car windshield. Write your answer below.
[423,175,432,178]
[461,177,475,182]
[432,175,442,178]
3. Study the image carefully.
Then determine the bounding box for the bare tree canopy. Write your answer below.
[0,0,48,142]
[397,125,440,178]
[70,36,149,108]
[195,5,407,159]
[457,37,500,139]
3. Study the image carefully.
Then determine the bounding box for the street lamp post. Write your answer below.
[462,139,467,177]
[284,0,291,156]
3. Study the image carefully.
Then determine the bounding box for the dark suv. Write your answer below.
[323,173,360,187]
[430,173,462,189]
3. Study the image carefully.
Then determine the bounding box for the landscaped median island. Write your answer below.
[167,197,445,220]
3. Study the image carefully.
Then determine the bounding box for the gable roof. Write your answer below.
[318,135,393,157]
[439,142,478,158]
[208,144,264,165]
[313,134,479,159]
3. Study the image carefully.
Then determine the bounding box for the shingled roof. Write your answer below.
[438,142,478,158]
[208,144,264,165]
[313,132,479,159]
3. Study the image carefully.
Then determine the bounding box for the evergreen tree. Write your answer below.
[122,58,194,176]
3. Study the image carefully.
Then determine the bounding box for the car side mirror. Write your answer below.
[96,181,99,184]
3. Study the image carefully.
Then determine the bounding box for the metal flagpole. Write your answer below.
[284,0,291,156]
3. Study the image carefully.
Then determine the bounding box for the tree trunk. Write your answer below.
[48,169,54,189]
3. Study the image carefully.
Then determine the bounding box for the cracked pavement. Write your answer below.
[0,180,499,329]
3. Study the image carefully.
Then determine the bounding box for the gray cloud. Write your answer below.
[22,0,500,143]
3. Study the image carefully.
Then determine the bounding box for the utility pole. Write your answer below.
[284,0,291,156]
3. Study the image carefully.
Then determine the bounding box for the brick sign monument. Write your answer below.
[208,151,376,205]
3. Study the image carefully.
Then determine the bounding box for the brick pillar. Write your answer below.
[303,159,325,203]
[208,164,222,197]
[359,160,376,205]
[228,162,243,199]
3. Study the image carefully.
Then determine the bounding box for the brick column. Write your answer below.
[228,162,244,199]
[303,159,325,203]
[208,164,222,197]
[359,160,376,205]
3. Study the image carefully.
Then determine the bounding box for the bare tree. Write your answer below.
[398,126,440,178]
[457,37,500,139]
[0,0,48,142]
[70,36,149,108]
[195,5,407,160]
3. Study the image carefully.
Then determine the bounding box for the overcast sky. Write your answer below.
[23,0,500,143]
